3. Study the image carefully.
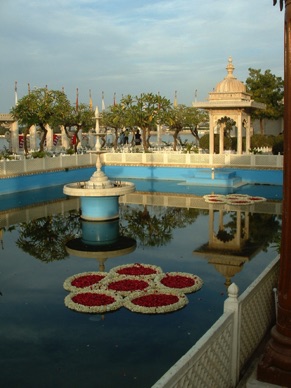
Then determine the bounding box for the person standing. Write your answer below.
[134,129,141,146]
[119,130,125,145]
[124,129,129,144]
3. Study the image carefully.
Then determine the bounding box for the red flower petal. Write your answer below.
[108,279,149,292]
[161,275,195,289]
[71,274,105,288]
[132,294,179,307]
[72,292,115,306]
[117,264,157,276]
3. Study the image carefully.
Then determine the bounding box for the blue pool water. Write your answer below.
[0,164,283,195]
[0,183,281,388]
[0,178,282,212]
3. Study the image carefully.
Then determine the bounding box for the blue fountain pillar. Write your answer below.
[80,196,119,221]
[81,218,120,245]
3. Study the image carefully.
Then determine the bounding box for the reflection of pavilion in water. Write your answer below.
[195,207,260,288]
[65,218,136,271]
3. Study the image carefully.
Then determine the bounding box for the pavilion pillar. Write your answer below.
[219,123,224,154]
[257,1,291,385]
[245,115,251,154]
[29,125,37,151]
[60,125,70,150]
[208,208,214,244]
[209,113,215,154]
[10,120,19,153]
[237,115,242,155]
[45,124,53,151]
[234,211,241,247]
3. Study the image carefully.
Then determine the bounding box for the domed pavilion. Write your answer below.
[193,57,265,154]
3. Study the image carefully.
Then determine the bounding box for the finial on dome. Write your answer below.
[226,56,235,78]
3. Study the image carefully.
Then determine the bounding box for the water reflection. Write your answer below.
[0,192,282,388]
[120,203,203,247]
[65,218,136,271]
[15,211,81,261]
[195,207,281,287]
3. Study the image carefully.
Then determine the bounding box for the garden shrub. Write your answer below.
[272,134,284,155]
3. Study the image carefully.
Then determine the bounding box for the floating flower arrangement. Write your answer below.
[100,275,153,297]
[123,290,188,314]
[155,272,203,294]
[203,194,225,199]
[64,290,123,313]
[203,194,266,206]
[63,271,108,292]
[203,194,226,204]
[109,263,163,279]
[64,264,203,315]
[246,196,266,203]
[226,198,253,205]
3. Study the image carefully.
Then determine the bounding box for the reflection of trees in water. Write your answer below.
[248,213,281,252]
[16,212,81,262]
[215,210,281,251]
[12,204,281,262]
[120,204,202,247]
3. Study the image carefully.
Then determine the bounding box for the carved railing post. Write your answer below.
[224,283,240,386]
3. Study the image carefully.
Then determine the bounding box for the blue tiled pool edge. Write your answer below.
[0,165,283,194]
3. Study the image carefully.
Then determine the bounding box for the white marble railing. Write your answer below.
[102,152,283,168]
[152,256,279,388]
[0,152,283,177]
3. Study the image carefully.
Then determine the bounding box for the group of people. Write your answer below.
[119,129,141,146]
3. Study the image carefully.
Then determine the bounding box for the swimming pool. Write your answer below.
[0,186,281,388]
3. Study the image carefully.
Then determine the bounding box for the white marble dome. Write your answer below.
[214,57,246,93]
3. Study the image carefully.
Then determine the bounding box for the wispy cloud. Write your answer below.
[0,0,284,110]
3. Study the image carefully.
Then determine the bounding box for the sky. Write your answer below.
[0,0,285,113]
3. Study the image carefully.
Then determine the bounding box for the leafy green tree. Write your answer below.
[101,103,128,150]
[167,105,208,151]
[10,88,72,152]
[272,134,284,155]
[63,103,95,152]
[121,93,172,151]
[245,68,284,134]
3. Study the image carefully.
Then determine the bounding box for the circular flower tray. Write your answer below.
[204,197,226,204]
[226,194,249,198]
[204,194,267,206]
[203,194,225,199]
[109,263,163,279]
[154,272,203,294]
[124,290,188,314]
[63,272,109,292]
[226,198,253,205]
[101,275,153,297]
[64,290,123,313]
[247,196,267,203]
